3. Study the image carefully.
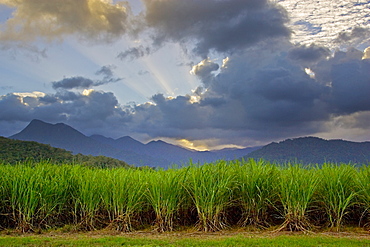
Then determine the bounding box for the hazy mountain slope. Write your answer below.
[10,119,257,167]
[10,120,168,167]
[0,136,131,168]
[90,135,146,153]
[243,137,370,165]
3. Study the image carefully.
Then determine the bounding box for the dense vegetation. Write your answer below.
[0,136,131,168]
[0,159,370,233]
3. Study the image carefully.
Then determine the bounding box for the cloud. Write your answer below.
[0,89,128,136]
[0,93,31,121]
[138,70,150,76]
[117,45,151,60]
[95,65,115,79]
[1,1,370,147]
[95,65,122,83]
[363,47,370,60]
[52,77,96,90]
[335,27,370,45]
[288,44,331,64]
[52,66,121,90]
[190,58,219,85]
[279,0,370,48]
[2,44,370,146]
[0,0,132,46]
[328,57,370,114]
[121,46,370,146]
[142,0,290,57]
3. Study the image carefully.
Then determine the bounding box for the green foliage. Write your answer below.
[185,161,235,231]
[100,168,146,231]
[3,162,74,231]
[0,159,368,233]
[317,164,358,231]
[232,159,278,228]
[145,168,188,232]
[277,165,318,231]
[0,137,73,164]
[355,165,370,214]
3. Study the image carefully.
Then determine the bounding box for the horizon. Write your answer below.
[7,118,370,152]
[1,0,370,150]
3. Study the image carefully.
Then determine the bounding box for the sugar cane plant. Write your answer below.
[100,168,146,232]
[276,165,318,232]
[145,168,189,232]
[317,164,358,231]
[185,161,235,232]
[233,159,278,228]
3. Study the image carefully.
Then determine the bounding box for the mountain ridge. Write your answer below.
[10,119,257,168]
[10,120,170,167]
[243,136,370,165]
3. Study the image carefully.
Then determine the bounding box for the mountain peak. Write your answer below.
[10,119,91,152]
[26,119,70,130]
[29,119,46,124]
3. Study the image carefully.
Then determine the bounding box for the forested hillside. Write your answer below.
[0,136,132,168]
[244,137,370,165]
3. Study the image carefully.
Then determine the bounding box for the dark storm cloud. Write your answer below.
[1,44,370,145]
[0,89,130,137]
[325,57,370,114]
[299,49,370,118]
[288,44,331,63]
[194,50,330,133]
[142,0,290,57]
[120,46,370,145]
[0,94,31,121]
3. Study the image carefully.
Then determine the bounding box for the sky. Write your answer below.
[0,0,370,151]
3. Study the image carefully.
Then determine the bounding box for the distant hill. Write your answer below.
[243,137,370,165]
[10,120,168,167]
[91,135,258,165]
[10,119,257,168]
[0,136,132,168]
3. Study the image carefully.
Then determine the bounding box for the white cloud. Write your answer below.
[278,0,370,48]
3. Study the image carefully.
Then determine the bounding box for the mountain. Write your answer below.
[91,134,259,165]
[10,120,256,168]
[10,120,168,167]
[0,136,131,168]
[90,135,146,153]
[11,119,113,156]
[243,136,370,165]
